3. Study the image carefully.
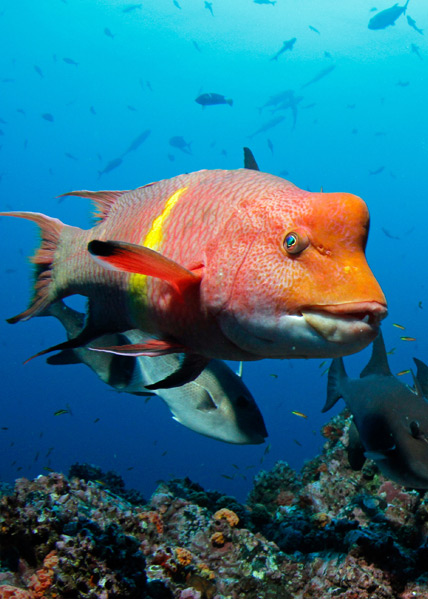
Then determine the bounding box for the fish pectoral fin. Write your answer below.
[89,338,187,357]
[145,354,210,390]
[88,240,202,294]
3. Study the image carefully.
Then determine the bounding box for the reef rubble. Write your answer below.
[2,411,428,598]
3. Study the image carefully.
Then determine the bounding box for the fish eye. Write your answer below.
[283,230,309,255]
[410,420,421,439]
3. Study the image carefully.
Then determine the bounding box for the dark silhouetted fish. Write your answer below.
[302,64,336,88]
[205,1,214,16]
[123,129,151,155]
[407,15,423,34]
[411,43,423,59]
[34,65,44,78]
[248,115,285,138]
[98,157,123,177]
[42,113,54,122]
[63,57,78,66]
[193,40,202,52]
[270,38,297,61]
[254,0,276,4]
[169,135,192,154]
[309,25,320,34]
[195,93,233,107]
[45,301,267,444]
[368,0,410,29]
[104,27,114,39]
[122,3,143,12]
[323,331,428,488]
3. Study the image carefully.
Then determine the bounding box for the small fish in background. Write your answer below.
[248,115,285,138]
[368,0,410,29]
[90,106,96,115]
[63,57,78,66]
[323,330,428,488]
[324,51,332,58]
[34,65,44,78]
[396,80,410,87]
[54,406,72,416]
[369,166,385,175]
[195,93,233,107]
[104,27,115,39]
[98,156,123,177]
[270,38,297,61]
[267,138,274,154]
[301,64,335,88]
[65,152,78,161]
[169,135,192,154]
[407,15,423,34]
[205,1,214,16]
[42,113,54,122]
[309,25,320,34]
[173,0,181,8]
[146,80,153,91]
[381,227,400,240]
[192,40,202,52]
[254,0,276,5]
[411,43,423,60]
[122,3,143,12]
[123,129,151,155]
[127,105,137,111]
[291,410,308,419]
[167,153,175,161]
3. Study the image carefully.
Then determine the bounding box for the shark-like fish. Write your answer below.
[368,0,410,30]
[323,331,428,488]
[46,301,267,445]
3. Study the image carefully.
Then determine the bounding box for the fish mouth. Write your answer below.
[301,301,387,343]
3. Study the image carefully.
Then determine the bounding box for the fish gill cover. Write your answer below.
[0,0,427,594]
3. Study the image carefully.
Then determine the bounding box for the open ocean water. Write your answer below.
[0,0,427,503]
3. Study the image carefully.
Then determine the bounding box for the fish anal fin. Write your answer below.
[46,350,81,366]
[0,211,65,323]
[58,190,129,222]
[88,240,202,294]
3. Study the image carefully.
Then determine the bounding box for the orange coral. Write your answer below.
[139,511,164,534]
[175,547,193,566]
[213,508,239,527]
[28,550,58,598]
[210,532,225,547]
[0,586,32,599]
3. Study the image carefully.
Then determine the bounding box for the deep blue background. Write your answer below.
[0,0,427,501]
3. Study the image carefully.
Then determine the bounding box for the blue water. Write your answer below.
[0,0,427,502]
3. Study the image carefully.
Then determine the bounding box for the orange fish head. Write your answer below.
[210,186,387,360]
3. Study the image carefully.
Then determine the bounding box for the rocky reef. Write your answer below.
[2,410,428,598]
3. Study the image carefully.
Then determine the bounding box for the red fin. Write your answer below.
[88,240,201,294]
[57,190,129,221]
[0,212,64,323]
[89,339,187,356]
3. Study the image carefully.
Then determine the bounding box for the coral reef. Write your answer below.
[2,411,428,597]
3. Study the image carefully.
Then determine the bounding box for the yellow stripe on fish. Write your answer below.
[128,187,188,315]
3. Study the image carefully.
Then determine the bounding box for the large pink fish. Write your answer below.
[1,168,387,387]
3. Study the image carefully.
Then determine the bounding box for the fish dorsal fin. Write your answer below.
[411,369,424,397]
[58,189,130,222]
[243,147,260,171]
[321,357,347,413]
[413,357,428,397]
[360,330,392,378]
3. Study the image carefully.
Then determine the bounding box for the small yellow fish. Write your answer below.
[319,360,326,368]
[293,439,302,446]
[53,408,71,416]
[292,410,308,419]
[221,474,234,480]
[393,323,405,330]
[321,367,329,376]
[401,337,416,342]
[269,373,278,379]
[387,347,396,355]
[396,369,411,376]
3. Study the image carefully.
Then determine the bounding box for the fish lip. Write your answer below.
[301,301,388,342]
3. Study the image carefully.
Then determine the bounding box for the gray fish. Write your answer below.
[254,0,276,4]
[104,27,114,39]
[248,115,285,138]
[63,57,78,66]
[45,301,267,445]
[301,64,335,88]
[123,129,151,155]
[169,135,192,154]
[270,38,297,61]
[205,1,214,16]
[407,15,423,34]
[368,0,410,29]
[98,157,123,177]
[323,331,428,488]
[122,3,143,12]
[195,93,233,107]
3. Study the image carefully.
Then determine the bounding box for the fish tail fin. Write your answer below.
[321,357,347,412]
[227,98,233,106]
[0,211,65,323]
[404,0,410,12]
